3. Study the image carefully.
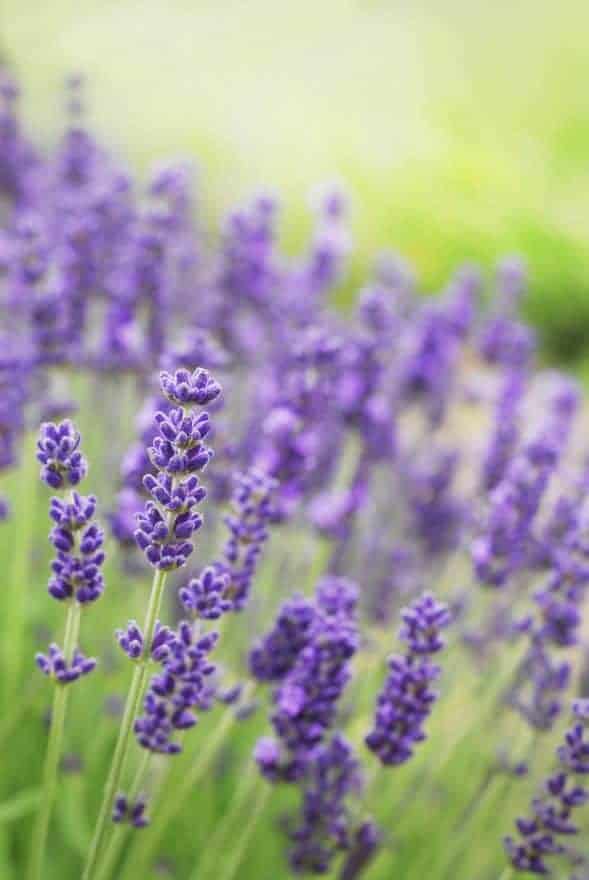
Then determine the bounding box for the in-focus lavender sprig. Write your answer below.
[30,420,103,880]
[365,592,450,766]
[36,419,87,489]
[133,369,220,571]
[83,367,221,880]
[504,699,589,875]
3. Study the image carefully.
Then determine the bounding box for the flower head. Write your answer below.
[159,367,222,408]
[37,420,87,489]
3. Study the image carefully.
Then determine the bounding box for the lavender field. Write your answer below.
[2,6,589,879]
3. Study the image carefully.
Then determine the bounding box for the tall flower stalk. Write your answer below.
[28,420,103,880]
[82,367,220,880]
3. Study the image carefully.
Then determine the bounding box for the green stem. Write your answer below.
[201,784,269,880]
[94,750,151,880]
[82,566,168,880]
[193,761,260,880]
[498,869,513,880]
[27,601,80,880]
[0,789,41,825]
[122,687,254,879]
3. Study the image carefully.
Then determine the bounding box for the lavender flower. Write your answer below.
[48,493,105,603]
[339,821,381,880]
[504,699,589,875]
[405,449,464,557]
[112,794,149,829]
[218,468,276,610]
[256,580,358,781]
[134,368,221,570]
[116,620,174,662]
[482,369,526,492]
[289,734,362,875]
[250,594,316,683]
[134,624,218,755]
[36,421,101,676]
[35,644,96,685]
[473,380,579,587]
[159,367,222,408]
[178,566,232,619]
[37,420,87,489]
[366,593,450,766]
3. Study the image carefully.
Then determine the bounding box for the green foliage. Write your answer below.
[3,0,589,358]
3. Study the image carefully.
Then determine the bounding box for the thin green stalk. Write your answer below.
[194,760,260,880]
[82,566,168,880]
[27,601,80,880]
[122,687,254,880]
[0,789,40,825]
[94,750,151,880]
[498,869,513,880]
[196,771,268,880]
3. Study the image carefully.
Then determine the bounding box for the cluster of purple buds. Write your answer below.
[366,593,450,766]
[501,462,589,731]
[116,620,175,662]
[112,794,149,829]
[339,821,382,880]
[289,733,362,875]
[398,299,461,425]
[36,419,87,490]
[481,369,525,492]
[47,493,105,603]
[473,380,580,588]
[217,468,277,610]
[505,699,589,875]
[249,594,316,683]
[134,368,221,570]
[404,448,464,558]
[35,420,103,682]
[179,566,232,619]
[36,644,96,684]
[255,578,359,782]
[159,367,221,407]
[134,623,218,755]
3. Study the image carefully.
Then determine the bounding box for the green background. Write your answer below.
[3,0,589,361]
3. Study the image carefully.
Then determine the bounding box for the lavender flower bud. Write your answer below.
[159,367,222,407]
[116,620,174,662]
[37,420,87,489]
[178,566,232,619]
[112,794,149,829]
[36,643,96,685]
[134,369,220,570]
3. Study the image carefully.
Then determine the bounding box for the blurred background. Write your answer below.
[3,0,589,364]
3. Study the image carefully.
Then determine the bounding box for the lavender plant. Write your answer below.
[29,420,103,880]
[2,71,589,880]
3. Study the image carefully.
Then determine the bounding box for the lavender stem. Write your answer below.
[195,769,268,880]
[82,565,168,880]
[27,600,80,880]
[123,683,256,880]
[94,749,151,880]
